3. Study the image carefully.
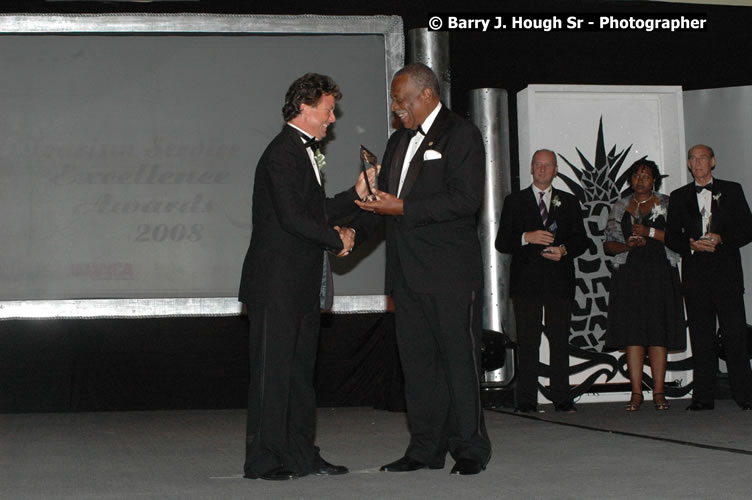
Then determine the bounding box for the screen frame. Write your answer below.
[0,13,403,318]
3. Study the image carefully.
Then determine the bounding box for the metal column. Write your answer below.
[406,28,451,107]
[469,88,515,386]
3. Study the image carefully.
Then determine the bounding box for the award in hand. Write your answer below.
[360,145,378,202]
[699,207,714,241]
[540,220,558,254]
[628,205,645,243]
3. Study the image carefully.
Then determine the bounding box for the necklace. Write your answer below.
[631,193,654,223]
[633,193,653,213]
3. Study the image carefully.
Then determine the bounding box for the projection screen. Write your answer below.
[0,14,403,318]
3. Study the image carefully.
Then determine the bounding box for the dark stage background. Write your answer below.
[2,0,751,412]
[0,314,405,413]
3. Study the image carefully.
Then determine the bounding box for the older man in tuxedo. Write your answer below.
[665,144,752,411]
[353,63,491,475]
[238,73,373,480]
[496,149,589,413]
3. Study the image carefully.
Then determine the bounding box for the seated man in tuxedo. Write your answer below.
[496,149,589,413]
[238,73,374,480]
[665,144,752,411]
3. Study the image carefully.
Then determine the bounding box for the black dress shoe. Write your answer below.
[380,456,443,472]
[686,401,714,411]
[514,403,539,413]
[313,458,348,476]
[259,466,300,481]
[555,402,577,413]
[450,459,484,475]
[739,402,752,411]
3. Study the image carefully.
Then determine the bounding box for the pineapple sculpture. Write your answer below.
[556,117,636,352]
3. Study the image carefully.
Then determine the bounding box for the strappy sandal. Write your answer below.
[653,392,670,411]
[625,393,643,411]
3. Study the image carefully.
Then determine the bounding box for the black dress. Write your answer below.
[605,209,686,350]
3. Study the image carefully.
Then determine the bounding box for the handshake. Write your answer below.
[332,225,355,257]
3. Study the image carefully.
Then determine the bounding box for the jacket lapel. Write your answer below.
[684,184,703,237]
[284,124,325,196]
[548,188,559,226]
[398,105,450,198]
[709,181,722,233]
[523,187,544,229]
[388,131,410,195]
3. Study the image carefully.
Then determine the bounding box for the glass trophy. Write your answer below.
[629,204,644,243]
[632,206,644,226]
[359,145,378,201]
[541,220,558,254]
[699,207,713,240]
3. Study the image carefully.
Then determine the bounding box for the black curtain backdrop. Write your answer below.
[0,314,405,413]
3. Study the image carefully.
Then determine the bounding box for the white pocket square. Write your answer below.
[423,149,442,161]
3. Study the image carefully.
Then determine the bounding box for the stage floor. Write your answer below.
[2,401,751,499]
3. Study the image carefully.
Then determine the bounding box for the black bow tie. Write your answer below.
[407,126,425,138]
[695,183,713,194]
[296,130,320,150]
[303,137,321,151]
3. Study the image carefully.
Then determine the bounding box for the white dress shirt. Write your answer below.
[397,102,442,197]
[288,123,322,186]
[521,185,552,245]
[695,178,713,234]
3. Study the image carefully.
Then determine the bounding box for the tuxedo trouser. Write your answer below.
[392,275,492,467]
[244,300,320,477]
[513,297,573,407]
[685,292,752,405]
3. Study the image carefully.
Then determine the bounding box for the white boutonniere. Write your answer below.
[713,192,722,204]
[649,204,667,222]
[314,148,326,171]
[551,195,561,208]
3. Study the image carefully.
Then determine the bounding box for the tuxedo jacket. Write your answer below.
[665,178,752,298]
[353,105,485,295]
[496,187,589,300]
[238,124,358,306]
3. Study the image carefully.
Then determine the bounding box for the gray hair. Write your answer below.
[394,63,440,98]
